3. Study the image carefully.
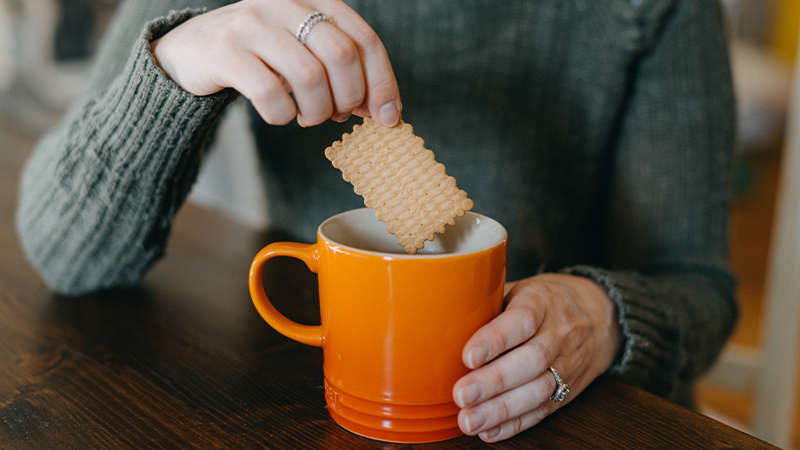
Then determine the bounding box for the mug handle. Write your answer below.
[248,242,323,347]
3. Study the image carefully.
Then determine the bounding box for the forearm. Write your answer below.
[16,8,235,295]
[569,0,737,402]
[562,265,737,401]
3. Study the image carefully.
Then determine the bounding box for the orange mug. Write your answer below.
[249,208,507,443]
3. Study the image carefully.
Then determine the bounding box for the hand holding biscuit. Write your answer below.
[152,0,402,127]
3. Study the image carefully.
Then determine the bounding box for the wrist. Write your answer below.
[587,278,622,372]
[561,274,622,371]
[150,37,177,85]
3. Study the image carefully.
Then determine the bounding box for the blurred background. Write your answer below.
[0,0,798,447]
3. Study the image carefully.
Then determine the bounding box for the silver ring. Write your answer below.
[548,367,570,403]
[296,11,332,45]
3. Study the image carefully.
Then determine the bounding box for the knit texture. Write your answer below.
[16,7,235,292]
[16,0,737,404]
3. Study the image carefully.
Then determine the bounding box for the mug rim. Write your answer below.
[317,208,508,259]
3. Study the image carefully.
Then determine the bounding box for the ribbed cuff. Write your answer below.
[126,7,236,130]
[87,10,238,287]
[560,265,681,397]
[91,7,236,175]
[16,9,236,295]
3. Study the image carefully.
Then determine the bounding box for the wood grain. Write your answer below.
[0,122,772,449]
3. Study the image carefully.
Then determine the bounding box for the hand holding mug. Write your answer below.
[152,0,402,127]
[453,274,621,442]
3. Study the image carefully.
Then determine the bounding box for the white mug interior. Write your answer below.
[318,208,507,256]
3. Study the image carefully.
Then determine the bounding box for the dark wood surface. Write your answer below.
[0,123,773,449]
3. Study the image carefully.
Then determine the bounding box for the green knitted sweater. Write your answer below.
[16,0,737,405]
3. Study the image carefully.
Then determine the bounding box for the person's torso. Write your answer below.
[250,0,664,277]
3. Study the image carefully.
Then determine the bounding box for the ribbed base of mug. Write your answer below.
[324,379,462,443]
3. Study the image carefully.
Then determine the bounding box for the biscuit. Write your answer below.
[325,117,473,253]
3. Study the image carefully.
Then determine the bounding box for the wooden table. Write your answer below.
[0,123,772,448]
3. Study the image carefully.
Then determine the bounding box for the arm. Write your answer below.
[16,1,235,295]
[17,0,404,296]
[564,0,737,400]
[451,0,737,442]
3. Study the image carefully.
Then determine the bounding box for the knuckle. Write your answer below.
[301,111,330,127]
[543,282,565,299]
[295,62,326,88]
[481,398,511,429]
[224,13,257,39]
[560,315,589,341]
[247,83,281,104]
[521,281,548,299]
[327,37,359,66]
[578,314,592,334]
[495,398,511,422]
[352,25,381,50]
[337,94,363,112]
[491,367,508,393]
[216,26,239,47]
[255,98,295,126]
[559,320,576,338]
[266,107,295,126]
[268,116,293,126]
[368,76,398,101]
[485,326,507,356]
[528,339,555,366]
[237,9,260,28]
[555,284,574,300]
[516,306,538,339]
[334,83,365,112]
[510,415,523,435]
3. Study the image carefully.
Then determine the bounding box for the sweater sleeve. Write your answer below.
[16,1,236,295]
[562,0,738,401]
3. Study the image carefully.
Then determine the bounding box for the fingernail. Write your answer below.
[379,101,399,126]
[463,411,485,433]
[480,427,500,441]
[466,346,488,369]
[455,383,481,407]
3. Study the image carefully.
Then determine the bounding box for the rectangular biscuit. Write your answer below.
[325,117,473,254]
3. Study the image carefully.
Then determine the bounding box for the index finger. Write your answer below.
[315,0,402,126]
[462,302,545,370]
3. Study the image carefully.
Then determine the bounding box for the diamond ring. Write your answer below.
[296,11,332,45]
[548,367,570,403]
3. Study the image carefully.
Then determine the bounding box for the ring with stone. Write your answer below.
[548,367,570,403]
